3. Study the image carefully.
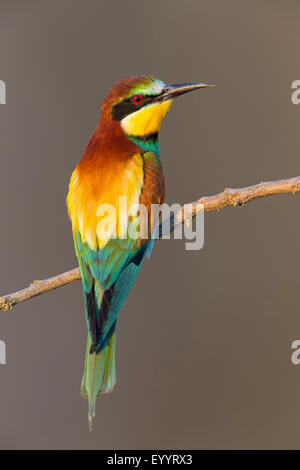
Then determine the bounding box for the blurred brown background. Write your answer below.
[0,0,300,450]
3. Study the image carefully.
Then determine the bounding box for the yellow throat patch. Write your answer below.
[121,100,172,137]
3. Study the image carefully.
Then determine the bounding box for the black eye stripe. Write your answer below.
[112,94,157,121]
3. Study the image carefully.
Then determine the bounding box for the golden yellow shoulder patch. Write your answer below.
[67,154,144,251]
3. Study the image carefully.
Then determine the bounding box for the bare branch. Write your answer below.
[1,175,300,312]
[0,268,81,312]
[175,176,300,223]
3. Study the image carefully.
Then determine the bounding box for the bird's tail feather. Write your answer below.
[80,321,117,431]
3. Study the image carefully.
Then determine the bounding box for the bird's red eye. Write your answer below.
[132,95,143,104]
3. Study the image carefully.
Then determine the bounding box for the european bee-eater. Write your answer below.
[67,75,213,429]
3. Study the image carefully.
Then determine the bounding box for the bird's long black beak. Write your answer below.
[158,82,215,101]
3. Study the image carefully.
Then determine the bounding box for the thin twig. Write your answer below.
[175,176,300,223]
[1,175,300,312]
[0,268,81,312]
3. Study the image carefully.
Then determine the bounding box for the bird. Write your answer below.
[67,75,213,429]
